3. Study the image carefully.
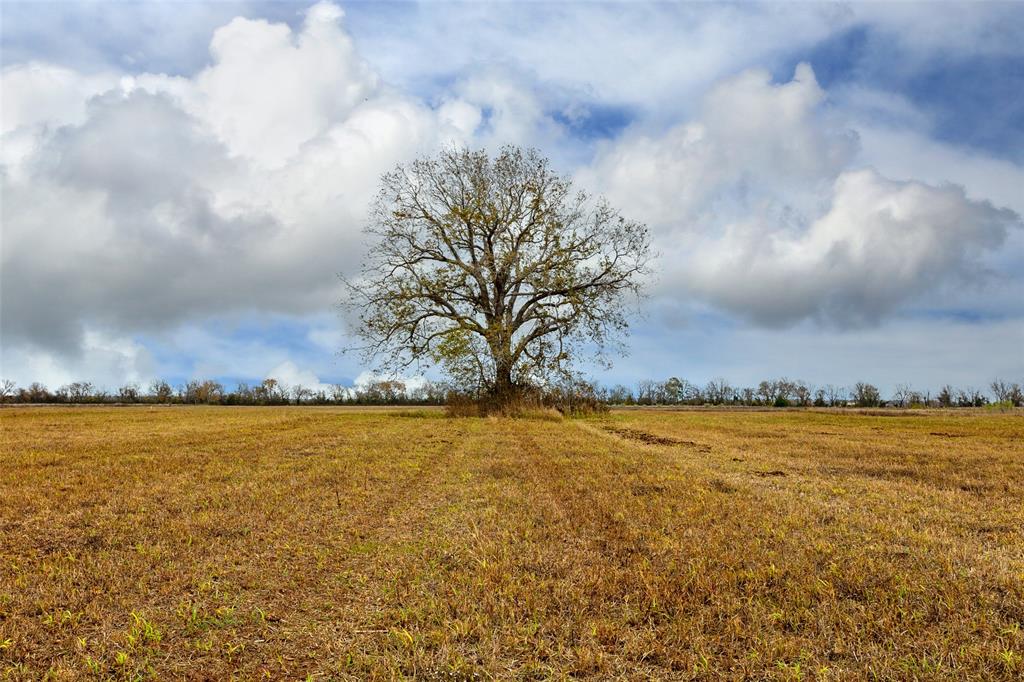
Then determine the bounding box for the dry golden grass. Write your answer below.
[1,406,1022,680]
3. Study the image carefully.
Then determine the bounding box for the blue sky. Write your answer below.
[792,23,1024,163]
[2,0,1022,395]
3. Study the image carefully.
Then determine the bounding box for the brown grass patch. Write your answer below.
[1,406,1022,679]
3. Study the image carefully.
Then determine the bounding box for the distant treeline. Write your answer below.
[1,376,1021,408]
[606,378,1022,408]
[0,378,447,406]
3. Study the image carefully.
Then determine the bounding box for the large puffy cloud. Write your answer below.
[266,360,335,394]
[583,63,1021,326]
[584,64,858,227]
[0,63,121,173]
[0,63,120,135]
[687,169,1015,326]
[0,2,480,381]
[189,1,379,168]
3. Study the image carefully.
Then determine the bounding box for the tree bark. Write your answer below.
[492,353,515,402]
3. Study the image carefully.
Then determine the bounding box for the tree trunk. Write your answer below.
[493,359,515,402]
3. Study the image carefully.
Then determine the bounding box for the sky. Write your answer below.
[1,0,1022,395]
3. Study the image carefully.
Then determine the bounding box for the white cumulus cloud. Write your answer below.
[0,2,481,370]
[687,169,1016,326]
[266,360,334,394]
[583,63,1021,326]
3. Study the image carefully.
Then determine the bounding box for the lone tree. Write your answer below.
[344,146,651,405]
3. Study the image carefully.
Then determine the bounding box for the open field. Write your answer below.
[1,407,1022,680]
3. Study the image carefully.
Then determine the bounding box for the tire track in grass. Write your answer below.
[312,418,651,679]
[334,417,617,679]
[557,419,849,677]
[494,419,701,678]
[277,416,480,678]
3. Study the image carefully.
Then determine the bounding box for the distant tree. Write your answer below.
[330,383,349,404]
[821,384,847,407]
[183,379,223,405]
[758,378,794,407]
[777,379,797,405]
[22,382,51,402]
[955,387,987,408]
[793,381,812,407]
[255,378,288,405]
[345,145,652,406]
[892,383,913,408]
[64,381,94,403]
[356,379,407,405]
[681,380,704,405]
[636,380,658,406]
[658,380,674,404]
[380,380,407,403]
[202,381,224,404]
[118,383,140,403]
[150,380,174,404]
[909,387,933,403]
[407,383,428,403]
[705,377,733,405]
[0,379,15,403]
[990,380,1023,406]
[852,382,881,407]
[663,377,684,404]
[937,385,956,408]
[233,382,254,405]
[607,384,632,404]
[291,384,313,405]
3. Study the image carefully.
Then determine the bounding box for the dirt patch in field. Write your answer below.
[959,482,995,495]
[754,469,787,477]
[604,426,710,450]
[629,483,667,496]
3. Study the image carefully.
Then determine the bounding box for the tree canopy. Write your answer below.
[344,145,652,402]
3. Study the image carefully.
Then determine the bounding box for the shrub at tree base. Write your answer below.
[445,384,608,418]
